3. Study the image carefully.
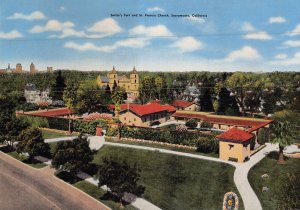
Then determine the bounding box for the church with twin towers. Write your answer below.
[97,66,140,97]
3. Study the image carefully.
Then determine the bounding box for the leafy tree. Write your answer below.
[52,135,93,176]
[17,128,51,159]
[270,110,296,164]
[97,157,145,207]
[112,86,127,105]
[185,119,198,129]
[1,116,29,150]
[63,81,78,133]
[225,72,273,115]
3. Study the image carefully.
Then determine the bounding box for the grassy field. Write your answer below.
[93,146,243,210]
[41,130,75,139]
[105,138,219,158]
[7,151,47,168]
[73,181,137,210]
[248,152,300,210]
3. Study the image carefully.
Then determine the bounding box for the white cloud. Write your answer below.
[243,32,272,40]
[147,7,165,13]
[185,16,205,24]
[170,36,203,53]
[241,22,256,32]
[274,54,288,59]
[224,46,261,62]
[60,6,66,11]
[270,52,300,65]
[129,24,173,37]
[87,18,122,35]
[7,11,46,20]
[64,38,149,52]
[0,30,23,39]
[283,40,300,47]
[286,24,300,36]
[269,16,286,24]
[29,19,74,33]
[241,22,272,40]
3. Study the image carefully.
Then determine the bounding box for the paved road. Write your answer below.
[0,152,109,210]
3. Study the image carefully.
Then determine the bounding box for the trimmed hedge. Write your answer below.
[196,137,219,154]
[106,126,216,147]
[73,119,109,135]
[19,115,70,131]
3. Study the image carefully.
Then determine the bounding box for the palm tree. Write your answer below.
[270,110,295,164]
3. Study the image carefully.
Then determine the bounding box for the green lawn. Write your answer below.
[93,146,243,210]
[248,152,300,210]
[105,138,219,158]
[7,151,47,169]
[41,130,75,139]
[73,181,137,210]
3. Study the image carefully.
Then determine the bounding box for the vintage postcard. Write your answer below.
[0,1,299,210]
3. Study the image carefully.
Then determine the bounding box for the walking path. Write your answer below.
[103,141,287,210]
[45,135,297,210]
[34,147,161,210]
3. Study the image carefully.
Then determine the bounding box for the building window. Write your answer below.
[229,144,234,150]
[114,75,116,78]
[124,117,126,120]
[135,75,136,78]
[135,80,136,83]
[134,118,136,121]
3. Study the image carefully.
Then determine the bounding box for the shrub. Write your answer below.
[19,115,49,128]
[73,119,109,135]
[196,137,219,154]
[200,121,213,129]
[107,125,215,147]
[185,119,198,129]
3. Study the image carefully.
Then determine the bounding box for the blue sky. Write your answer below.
[0,0,300,72]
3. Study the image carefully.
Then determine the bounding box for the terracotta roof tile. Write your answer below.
[171,100,194,108]
[217,127,253,142]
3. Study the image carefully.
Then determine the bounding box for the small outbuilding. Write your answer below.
[217,127,253,163]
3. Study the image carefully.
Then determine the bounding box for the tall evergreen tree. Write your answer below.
[200,89,214,112]
[53,70,66,100]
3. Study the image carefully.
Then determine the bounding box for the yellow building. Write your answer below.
[15,63,22,73]
[30,62,36,74]
[217,127,253,163]
[97,66,139,97]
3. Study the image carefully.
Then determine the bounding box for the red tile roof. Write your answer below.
[171,100,194,108]
[172,111,272,132]
[217,127,253,142]
[83,112,112,121]
[20,108,72,117]
[110,103,175,116]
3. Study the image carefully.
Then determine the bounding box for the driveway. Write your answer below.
[0,152,109,210]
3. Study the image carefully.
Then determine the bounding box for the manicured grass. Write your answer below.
[248,152,300,210]
[73,181,138,210]
[105,138,219,158]
[94,146,243,210]
[41,130,75,139]
[7,151,47,168]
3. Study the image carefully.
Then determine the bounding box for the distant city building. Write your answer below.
[47,67,53,73]
[97,66,139,97]
[15,63,22,73]
[30,62,36,74]
[24,83,52,104]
